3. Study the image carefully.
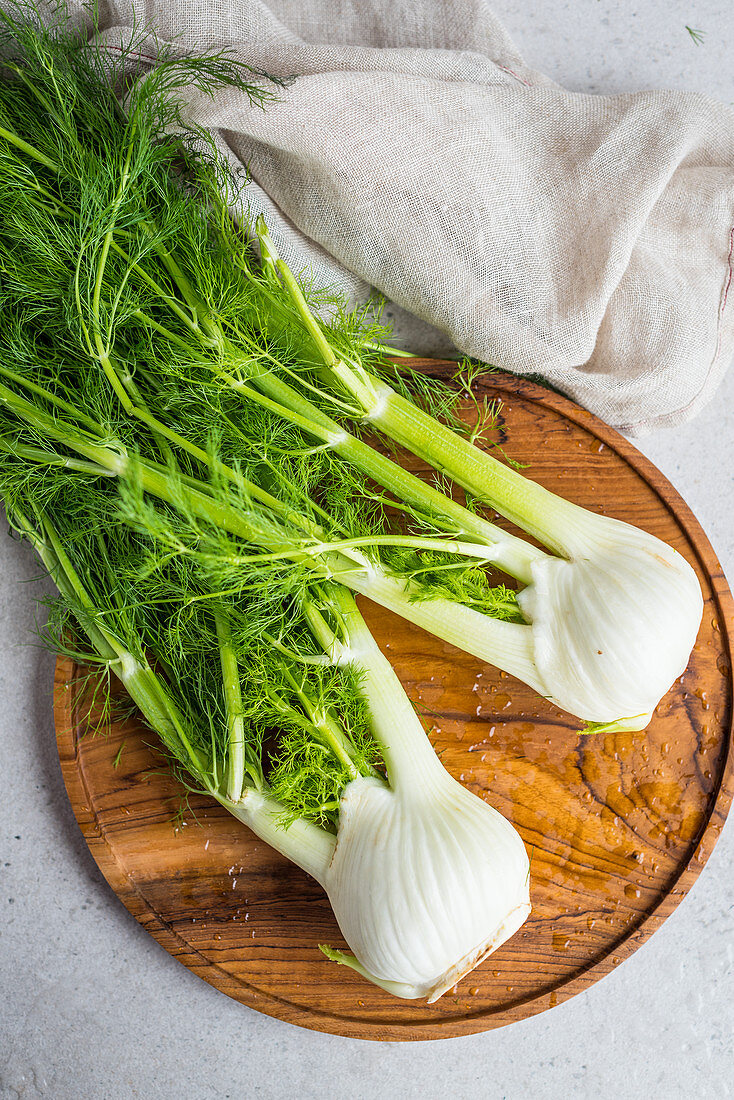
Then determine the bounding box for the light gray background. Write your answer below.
[2,2,733,1098]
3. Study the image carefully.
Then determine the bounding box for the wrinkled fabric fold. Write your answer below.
[53,0,734,432]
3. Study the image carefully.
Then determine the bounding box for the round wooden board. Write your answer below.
[54,365,734,1041]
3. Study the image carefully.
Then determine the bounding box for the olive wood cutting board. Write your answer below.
[54,365,734,1041]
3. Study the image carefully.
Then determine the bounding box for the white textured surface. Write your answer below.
[1,3,733,1097]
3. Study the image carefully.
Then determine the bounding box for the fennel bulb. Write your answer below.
[515,512,703,728]
[10,481,530,1003]
[321,774,530,1001]
[230,762,531,1003]
[353,381,705,730]
[304,588,531,1000]
[244,222,705,732]
[231,709,531,1003]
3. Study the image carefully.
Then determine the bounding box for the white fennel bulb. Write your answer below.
[321,769,530,1001]
[281,586,531,1001]
[516,513,704,728]
[350,513,703,733]
[346,480,703,732]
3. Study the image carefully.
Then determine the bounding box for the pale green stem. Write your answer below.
[361,341,419,360]
[0,122,59,171]
[303,586,445,790]
[132,308,204,353]
[15,510,116,663]
[319,945,420,999]
[298,533,511,563]
[110,243,206,336]
[241,364,543,584]
[278,662,360,780]
[256,217,338,368]
[214,611,247,803]
[0,438,113,477]
[206,533,521,572]
[89,135,137,415]
[142,223,222,344]
[0,362,106,435]
[20,510,209,777]
[367,381,589,557]
[114,655,210,778]
[347,566,544,696]
[315,712,361,779]
[223,788,336,886]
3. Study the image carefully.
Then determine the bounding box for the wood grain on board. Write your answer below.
[54,366,734,1041]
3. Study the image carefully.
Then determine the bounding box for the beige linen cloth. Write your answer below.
[76,1,734,432]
